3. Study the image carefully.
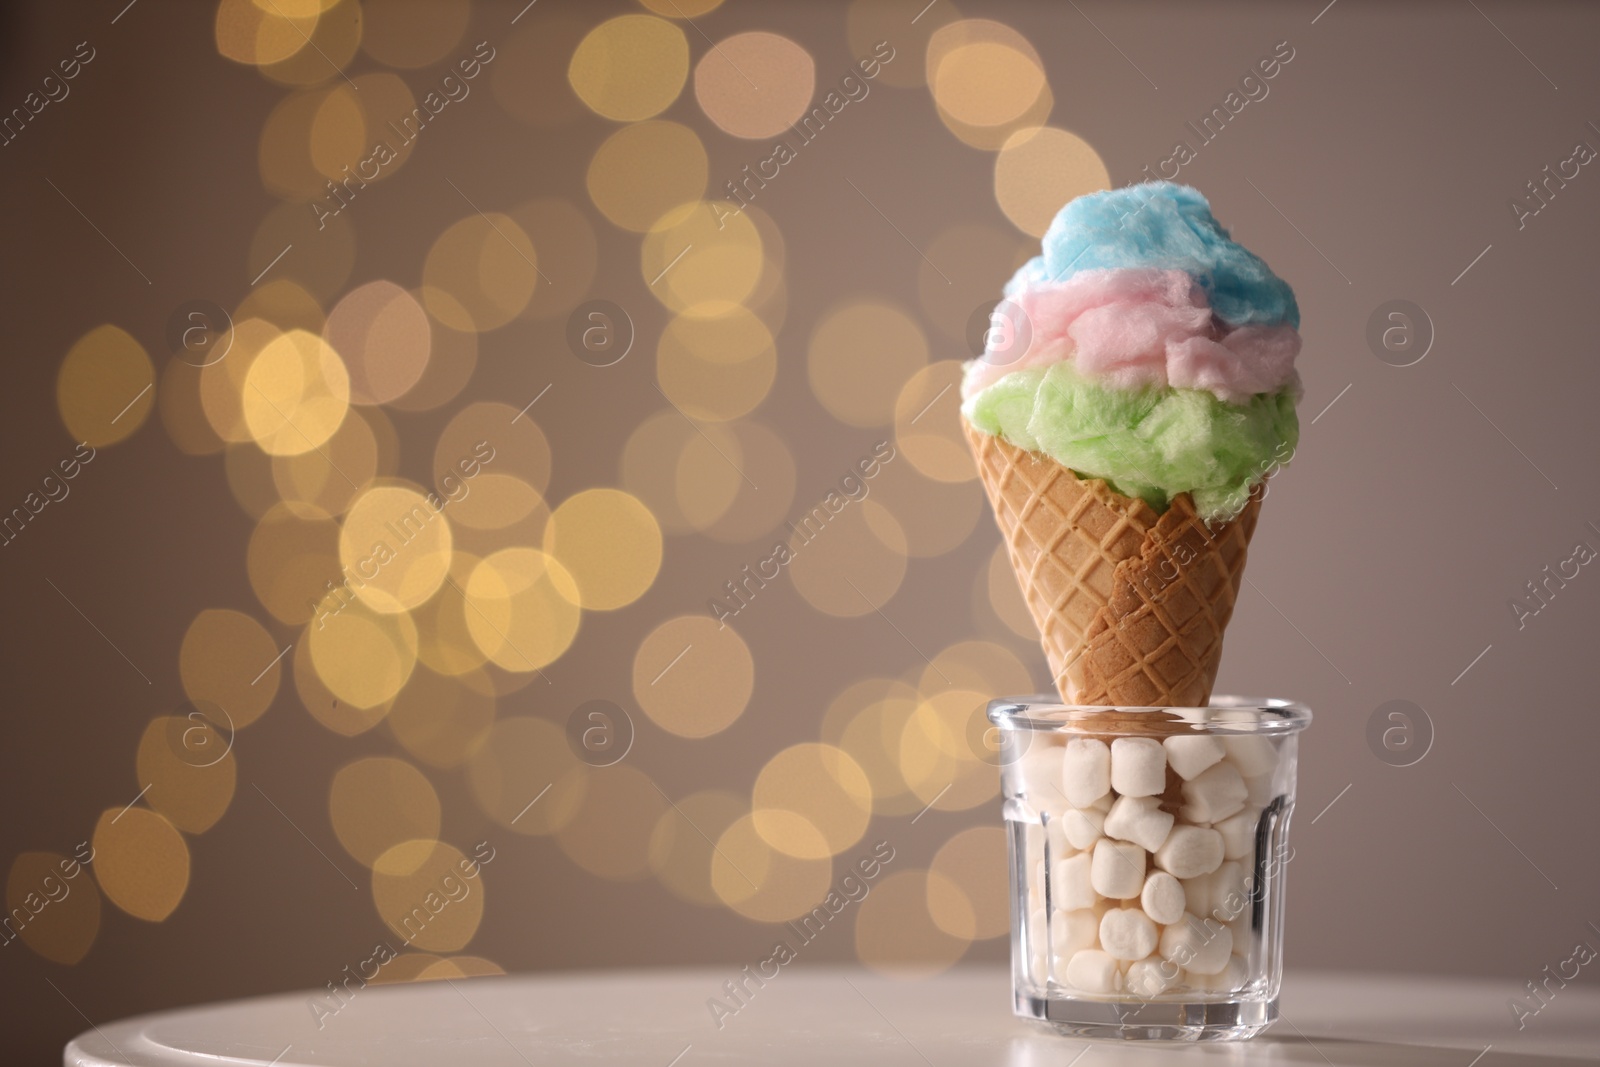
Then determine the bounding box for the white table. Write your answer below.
[66,967,1600,1066]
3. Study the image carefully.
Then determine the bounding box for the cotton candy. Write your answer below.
[1012,182,1300,329]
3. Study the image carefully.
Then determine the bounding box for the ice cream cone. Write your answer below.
[963,417,1261,707]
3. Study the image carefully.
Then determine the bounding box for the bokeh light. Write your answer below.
[179,608,282,728]
[641,202,764,317]
[807,300,929,428]
[249,501,341,626]
[386,302,478,413]
[306,596,418,709]
[568,15,689,122]
[91,808,189,922]
[360,0,470,69]
[787,500,908,616]
[868,460,983,558]
[711,814,833,923]
[587,121,708,233]
[695,32,815,139]
[657,308,777,422]
[555,764,666,881]
[828,678,924,817]
[294,624,393,735]
[271,407,381,515]
[57,325,153,448]
[927,19,1053,149]
[633,615,755,738]
[994,126,1111,237]
[259,0,361,89]
[463,549,581,672]
[898,688,999,811]
[4,852,100,965]
[215,0,318,67]
[385,666,495,768]
[241,328,351,457]
[544,489,662,611]
[135,715,237,834]
[640,0,724,15]
[845,0,958,89]
[329,757,442,867]
[752,744,873,859]
[371,839,482,952]
[466,716,587,835]
[928,827,1009,940]
[249,199,355,305]
[422,214,540,333]
[339,483,454,613]
[894,361,973,483]
[648,789,744,907]
[512,198,599,319]
[325,281,432,405]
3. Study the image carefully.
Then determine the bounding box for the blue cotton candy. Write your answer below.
[1014,182,1300,329]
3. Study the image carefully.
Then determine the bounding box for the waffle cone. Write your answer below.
[963,418,1261,707]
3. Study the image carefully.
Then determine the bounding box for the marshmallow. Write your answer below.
[1228,913,1254,956]
[1215,808,1260,861]
[1164,734,1225,780]
[1141,871,1186,925]
[1245,773,1277,807]
[1187,954,1248,992]
[1087,791,1114,814]
[1103,794,1175,852]
[1110,737,1166,797]
[1185,860,1246,923]
[1018,737,1065,804]
[1058,807,1105,851]
[1155,825,1224,879]
[1062,738,1111,807]
[1051,908,1101,958]
[1064,949,1123,993]
[1224,735,1278,777]
[1126,955,1182,997]
[1091,839,1146,899]
[1159,912,1233,975]
[1099,907,1159,961]
[1045,816,1069,864]
[1053,852,1097,911]
[1180,761,1248,824]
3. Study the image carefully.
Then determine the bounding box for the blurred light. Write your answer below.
[466,716,587,834]
[657,307,777,421]
[921,638,1033,698]
[422,214,540,332]
[259,0,362,88]
[309,83,367,181]
[272,406,380,515]
[694,32,815,139]
[159,360,224,457]
[752,744,873,859]
[197,318,274,445]
[329,757,442,867]
[249,199,355,305]
[215,0,318,66]
[387,304,477,412]
[929,20,1047,128]
[894,361,973,483]
[985,542,1037,640]
[325,281,431,405]
[648,789,744,907]
[846,0,960,89]
[241,328,351,456]
[833,680,924,817]
[511,198,598,320]
[544,489,662,611]
[339,483,454,614]
[91,808,189,922]
[294,631,394,735]
[711,814,833,922]
[258,88,332,199]
[929,827,1009,939]
[306,596,418,710]
[568,15,689,122]
[237,279,328,334]
[360,0,469,69]
[675,422,743,533]
[136,715,237,834]
[224,440,281,520]
[807,300,928,428]
[248,501,342,626]
[918,224,1034,343]
[587,121,708,233]
[994,126,1111,237]
[385,666,495,768]
[4,851,100,965]
[57,325,153,448]
[632,615,754,738]
[179,608,282,728]
[371,839,482,952]
[867,461,983,558]
[854,869,972,976]
[370,953,445,984]
[414,553,490,677]
[555,764,666,881]
[434,400,551,499]
[788,500,908,617]
[620,411,737,535]
[640,0,723,15]
[640,202,763,317]
[702,420,797,544]
[462,548,581,671]
[898,689,998,811]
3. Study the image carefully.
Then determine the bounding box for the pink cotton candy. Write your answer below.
[963,267,1301,404]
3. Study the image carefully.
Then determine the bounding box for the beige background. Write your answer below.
[3,1,1599,1063]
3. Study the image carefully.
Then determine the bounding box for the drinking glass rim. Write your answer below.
[986,694,1312,734]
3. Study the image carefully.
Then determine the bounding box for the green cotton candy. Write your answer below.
[963,363,1299,523]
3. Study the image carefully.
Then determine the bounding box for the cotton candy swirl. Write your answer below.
[962,182,1302,523]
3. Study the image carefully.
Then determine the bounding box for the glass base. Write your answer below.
[1015,991,1278,1042]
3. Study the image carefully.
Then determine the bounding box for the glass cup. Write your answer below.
[989,695,1312,1041]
